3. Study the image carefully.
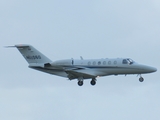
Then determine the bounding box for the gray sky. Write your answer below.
[1,0,160,120]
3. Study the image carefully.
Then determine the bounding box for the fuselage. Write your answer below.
[32,58,157,79]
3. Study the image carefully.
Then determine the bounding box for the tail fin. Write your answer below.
[12,44,52,64]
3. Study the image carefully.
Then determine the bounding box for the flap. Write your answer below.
[65,68,98,80]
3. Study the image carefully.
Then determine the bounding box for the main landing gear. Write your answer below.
[78,81,83,86]
[77,78,97,86]
[90,78,96,86]
[77,77,84,86]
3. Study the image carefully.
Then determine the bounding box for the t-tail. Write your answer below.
[7,44,52,67]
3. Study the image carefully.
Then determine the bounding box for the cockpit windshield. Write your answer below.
[122,58,134,65]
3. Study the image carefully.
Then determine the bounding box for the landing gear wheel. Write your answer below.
[90,79,96,86]
[90,78,96,85]
[78,81,83,86]
[139,77,144,82]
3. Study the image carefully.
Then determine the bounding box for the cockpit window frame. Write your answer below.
[127,58,134,65]
[122,58,134,65]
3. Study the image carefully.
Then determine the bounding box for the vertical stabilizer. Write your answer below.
[14,44,52,64]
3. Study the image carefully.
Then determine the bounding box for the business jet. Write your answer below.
[7,44,157,86]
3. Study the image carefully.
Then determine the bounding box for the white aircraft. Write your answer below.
[7,44,157,86]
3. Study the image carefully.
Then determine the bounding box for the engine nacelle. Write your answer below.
[51,59,73,66]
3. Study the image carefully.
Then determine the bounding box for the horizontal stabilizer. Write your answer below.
[5,44,29,48]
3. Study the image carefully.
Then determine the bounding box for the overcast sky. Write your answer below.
[1,0,160,120]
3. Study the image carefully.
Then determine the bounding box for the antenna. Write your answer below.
[80,56,83,60]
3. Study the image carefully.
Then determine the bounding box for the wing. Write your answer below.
[65,67,103,80]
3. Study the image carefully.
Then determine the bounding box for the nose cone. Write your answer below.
[144,66,157,73]
[131,64,157,74]
[149,67,157,73]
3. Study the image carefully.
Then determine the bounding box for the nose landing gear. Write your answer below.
[139,77,144,82]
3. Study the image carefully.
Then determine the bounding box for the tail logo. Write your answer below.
[26,55,41,60]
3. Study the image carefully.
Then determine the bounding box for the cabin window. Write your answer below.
[93,61,96,65]
[108,61,111,65]
[103,61,106,65]
[88,61,91,65]
[98,61,101,65]
[114,61,117,64]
